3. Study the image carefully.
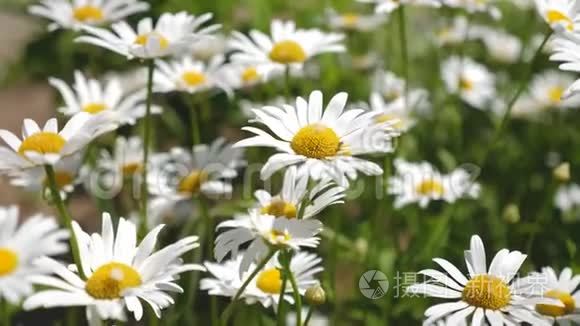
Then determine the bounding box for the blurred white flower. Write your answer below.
[435,16,478,46]
[478,28,523,64]
[29,0,149,31]
[94,136,144,188]
[50,71,161,126]
[407,235,553,325]
[549,33,580,98]
[201,251,322,309]
[153,55,231,95]
[371,70,431,115]
[23,213,204,324]
[235,90,399,187]
[325,9,387,32]
[555,183,580,213]
[441,0,501,19]
[187,33,227,61]
[442,56,496,110]
[388,159,480,208]
[229,20,344,78]
[76,12,220,59]
[215,209,322,274]
[358,0,440,14]
[0,206,68,304]
[528,70,580,109]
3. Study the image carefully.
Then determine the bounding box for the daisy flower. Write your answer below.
[215,209,323,275]
[8,153,84,198]
[96,136,144,180]
[441,0,502,19]
[0,206,68,304]
[228,20,345,78]
[371,70,431,114]
[325,9,387,32]
[363,92,417,132]
[147,138,245,225]
[28,0,149,31]
[554,184,580,222]
[23,213,204,323]
[535,0,580,31]
[528,70,580,110]
[407,235,553,325]
[187,33,227,61]
[234,90,399,186]
[388,159,481,208]
[435,16,476,46]
[520,266,580,324]
[478,28,523,64]
[153,55,231,95]
[76,12,221,59]
[548,33,580,98]
[0,114,113,170]
[221,63,270,90]
[50,70,161,126]
[442,56,496,110]
[253,166,345,219]
[201,251,323,309]
[357,0,441,14]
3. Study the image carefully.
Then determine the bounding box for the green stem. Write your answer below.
[189,96,201,146]
[139,60,155,238]
[1,298,9,326]
[276,273,289,326]
[397,6,409,103]
[479,31,552,167]
[44,165,86,280]
[286,264,302,326]
[284,66,291,100]
[220,249,277,325]
[303,306,314,326]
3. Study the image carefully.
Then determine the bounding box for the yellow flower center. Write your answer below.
[341,14,360,27]
[85,262,142,300]
[43,171,74,189]
[548,86,564,104]
[267,229,291,245]
[178,170,209,194]
[269,40,307,64]
[291,124,341,159]
[73,5,104,23]
[181,71,206,87]
[536,290,576,317]
[256,268,282,294]
[83,103,107,114]
[416,179,445,196]
[261,199,297,218]
[462,275,511,310]
[134,33,170,50]
[0,248,18,276]
[241,67,260,83]
[18,132,66,156]
[460,77,473,91]
[547,10,574,31]
[122,163,142,176]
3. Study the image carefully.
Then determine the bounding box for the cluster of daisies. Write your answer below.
[0,0,577,325]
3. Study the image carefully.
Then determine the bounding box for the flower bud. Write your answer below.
[305,285,326,306]
[503,204,520,224]
[554,162,570,182]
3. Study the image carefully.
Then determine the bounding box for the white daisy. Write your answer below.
[153,55,231,95]
[407,235,553,325]
[214,209,322,275]
[234,90,399,187]
[96,136,144,179]
[201,251,323,309]
[23,213,204,324]
[50,70,161,126]
[441,0,502,19]
[520,266,580,324]
[478,28,523,64]
[147,138,245,225]
[363,92,417,132]
[371,70,431,114]
[7,153,84,198]
[187,33,227,61]
[388,159,481,208]
[358,0,441,14]
[0,114,113,170]
[555,183,580,214]
[76,12,220,59]
[325,9,387,32]
[228,20,345,78]
[548,33,580,98]
[253,166,345,219]
[28,0,149,31]
[442,56,496,110]
[528,70,580,110]
[435,16,477,47]
[0,206,68,304]
[221,63,270,90]
[535,0,580,31]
